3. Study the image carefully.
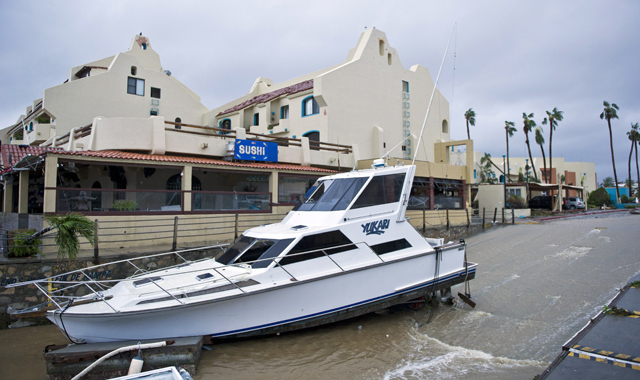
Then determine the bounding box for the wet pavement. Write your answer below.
[1,210,639,379]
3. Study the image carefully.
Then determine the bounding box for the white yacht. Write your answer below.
[8,162,476,343]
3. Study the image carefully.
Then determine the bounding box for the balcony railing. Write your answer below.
[54,188,272,214]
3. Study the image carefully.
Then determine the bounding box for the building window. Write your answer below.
[253,113,259,126]
[127,77,144,96]
[142,43,147,50]
[131,66,137,76]
[388,53,392,65]
[304,131,320,150]
[302,96,319,117]
[402,81,409,93]
[379,40,384,56]
[150,87,161,99]
[219,118,231,135]
[281,105,289,119]
[442,120,449,134]
[174,117,181,130]
[278,174,319,204]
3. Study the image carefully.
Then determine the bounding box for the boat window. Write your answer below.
[234,239,276,265]
[279,231,356,266]
[370,239,412,255]
[133,276,163,287]
[352,173,405,209]
[251,238,294,269]
[217,235,294,269]
[297,177,367,212]
[217,235,254,265]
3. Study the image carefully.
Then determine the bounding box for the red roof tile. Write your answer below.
[1,144,63,171]
[49,149,337,174]
[217,80,313,117]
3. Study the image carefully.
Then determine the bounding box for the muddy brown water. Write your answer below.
[1,212,638,380]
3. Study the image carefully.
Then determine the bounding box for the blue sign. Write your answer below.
[235,139,278,162]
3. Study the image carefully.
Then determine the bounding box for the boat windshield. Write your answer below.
[297,177,368,212]
[217,235,294,269]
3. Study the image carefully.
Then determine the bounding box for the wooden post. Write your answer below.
[234,214,239,239]
[482,208,486,230]
[493,208,497,223]
[422,209,426,233]
[446,209,450,230]
[93,219,99,265]
[465,208,470,230]
[502,208,505,224]
[172,216,179,251]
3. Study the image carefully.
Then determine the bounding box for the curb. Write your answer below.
[535,209,629,221]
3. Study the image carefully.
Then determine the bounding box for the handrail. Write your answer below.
[6,240,391,315]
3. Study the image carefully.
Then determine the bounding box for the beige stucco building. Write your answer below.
[0,29,483,252]
[210,28,452,165]
[2,35,209,146]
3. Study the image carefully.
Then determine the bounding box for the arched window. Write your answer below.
[219,118,231,135]
[442,120,449,134]
[302,96,319,117]
[131,66,137,76]
[166,174,201,206]
[304,131,320,151]
[91,181,102,210]
[174,117,182,130]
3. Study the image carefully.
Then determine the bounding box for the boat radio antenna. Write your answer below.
[412,23,456,166]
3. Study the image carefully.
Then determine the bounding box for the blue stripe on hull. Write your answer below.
[211,267,476,337]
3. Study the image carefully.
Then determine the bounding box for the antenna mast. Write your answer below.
[412,24,456,166]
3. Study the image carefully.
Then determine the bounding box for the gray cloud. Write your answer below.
[1,0,639,183]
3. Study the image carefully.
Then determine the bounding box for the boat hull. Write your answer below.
[48,245,476,343]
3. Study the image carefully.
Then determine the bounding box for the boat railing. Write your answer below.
[8,242,389,316]
[6,245,228,315]
[265,242,383,282]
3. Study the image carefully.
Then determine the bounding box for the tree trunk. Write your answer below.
[466,120,470,140]
[608,120,621,203]
[506,132,511,183]
[540,145,547,184]
[27,226,55,244]
[525,133,538,182]
[549,124,554,185]
[629,139,634,196]
[635,142,639,198]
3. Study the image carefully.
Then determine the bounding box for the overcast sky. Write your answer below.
[1,1,639,183]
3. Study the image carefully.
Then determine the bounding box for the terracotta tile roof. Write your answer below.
[49,149,337,173]
[1,144,63,172]
[217,79,313,117]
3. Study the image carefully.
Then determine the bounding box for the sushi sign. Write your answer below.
[235,139,278,162]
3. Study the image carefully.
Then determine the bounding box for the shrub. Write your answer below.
[507,195,526,209]
[620,194,629,204]
[588,187,610,207]
[113,200,138,211]
[625,204,637,209]
[8,229,41,258]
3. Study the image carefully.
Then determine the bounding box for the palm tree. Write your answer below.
[479,152,496,184]
[602,177,615,187]
[600,101,621,203]
[29,213,96,261]
[626,123,638,196]
[522,112,538,182]
[464,108,476,140]
[542,107,564,185]
[636,125,640,197]
[504,121,517,183]
[535,127,548,184]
